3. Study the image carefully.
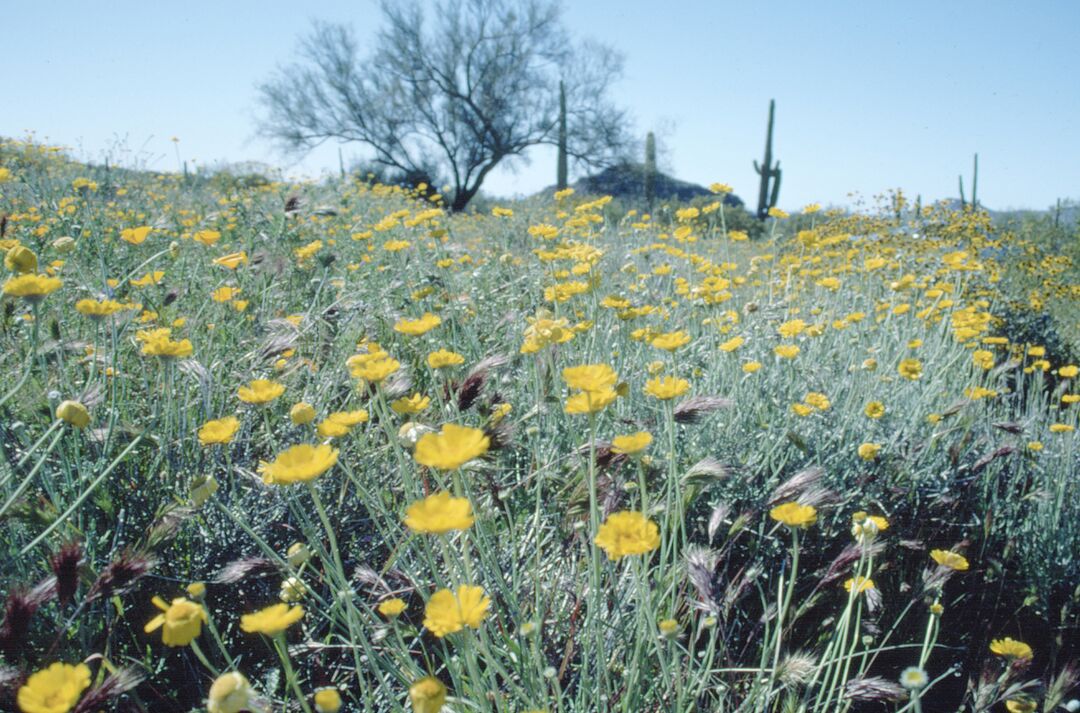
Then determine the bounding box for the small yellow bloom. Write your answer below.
[394,312,442,336]
[240,603,305,636]
[3,273,62,302]
[144,595,208,647]
[898,358,923,380]
[719,336,744,352]
[774,344,800,359]
[377,598,407,618]
[75,298,124,320]
[643,376,690,400]
[857,442,881,461]
[16,662,92,713]
[769,502,817,529]
[843,576,875,594]
[414,424,489,470]
[279,577,307,603]
[650,330,691,351]
[348,354,400,383]
[424,585,491,637]
[259,444,339,485]
[120,226,152,245]
[213,251,248,270]
[930,549,969,571]
[989,637,1033,660]
[562,364,618,393]
[594,511,660,560]
[611,431,652,455]
[428,349,465,368]
[564,388,618,414]
[404,492,474,534]
[391,393,431,415]
[198,417,240,446]
[237,379,285,405]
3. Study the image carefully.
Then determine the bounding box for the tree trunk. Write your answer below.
[450,187,477,212]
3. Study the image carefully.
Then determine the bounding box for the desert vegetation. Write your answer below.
[1,133,1078,712]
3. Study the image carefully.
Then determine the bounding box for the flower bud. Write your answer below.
[409,677,447,713]
[313,688,342,713]
[189,475,219,507]
[290,402,317,425]
[658,618,680,638]
[287,542,311,568]
[397,421,434,448]
[53,236,77,253]
[56,400,90,429]
[4,244,38,273]
[279,576,307,602]
[207,671,258,713]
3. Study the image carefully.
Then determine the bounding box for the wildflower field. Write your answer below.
[1,138,1078,712]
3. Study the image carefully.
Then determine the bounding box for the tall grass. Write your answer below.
[1,137,1078,712]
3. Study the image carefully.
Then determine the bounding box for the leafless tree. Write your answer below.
[257,0,632,211]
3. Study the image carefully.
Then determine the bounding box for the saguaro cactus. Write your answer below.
[643,131,657,209]
[753,99,781,219]
[971,153,978,209]
[556,80,568,191]
[959,153,979,210]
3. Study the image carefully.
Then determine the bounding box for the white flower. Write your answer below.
[899,666,928,691]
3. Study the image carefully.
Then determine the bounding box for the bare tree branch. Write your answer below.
[256,0,632,210]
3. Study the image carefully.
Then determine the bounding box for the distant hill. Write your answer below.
[541,162,744,207]
[939,199,1080,226]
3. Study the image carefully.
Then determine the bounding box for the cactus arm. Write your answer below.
[768,166,782,210]
[556,80,568,190]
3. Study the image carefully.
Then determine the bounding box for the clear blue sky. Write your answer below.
[4,0,1078,210]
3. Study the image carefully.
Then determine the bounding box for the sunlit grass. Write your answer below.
[1,137,1078,712]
